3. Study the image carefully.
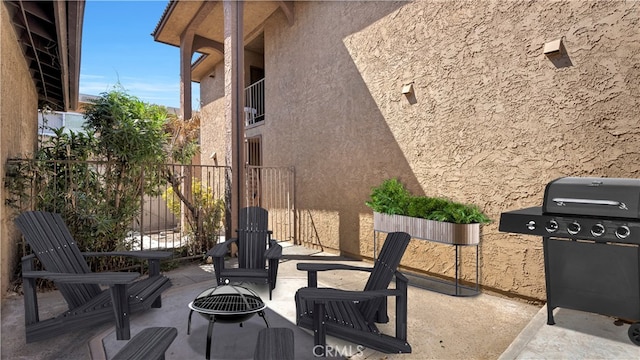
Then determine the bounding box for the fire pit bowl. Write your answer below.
[187,284,270,360]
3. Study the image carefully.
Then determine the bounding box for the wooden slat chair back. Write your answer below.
[207,206,283,299]
[15,211,172,343]
[237,206,270,269]
[17,211,102,308]
[358,233,410,322]
[295,232,412,354]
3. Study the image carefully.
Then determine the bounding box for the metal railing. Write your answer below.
[245,165,296,244]
[6,159,301,277]
[5,159,230,262]
[244,78,264,126]
[138,163,230,257]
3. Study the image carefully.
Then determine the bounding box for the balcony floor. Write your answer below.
[1,242,638,359]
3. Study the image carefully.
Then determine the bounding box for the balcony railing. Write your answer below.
[244,78,264,126]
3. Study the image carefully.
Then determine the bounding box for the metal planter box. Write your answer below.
[373,212,480,245]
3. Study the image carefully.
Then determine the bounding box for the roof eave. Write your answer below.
[65,0,85,111]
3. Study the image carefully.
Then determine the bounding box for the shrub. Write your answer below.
[163,178,225,255]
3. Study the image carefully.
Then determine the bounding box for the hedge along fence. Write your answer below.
[5,159,229,279]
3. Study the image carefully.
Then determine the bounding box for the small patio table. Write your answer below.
[187,284,269,360]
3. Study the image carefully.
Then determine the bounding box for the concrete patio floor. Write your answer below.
[1,242,639,359]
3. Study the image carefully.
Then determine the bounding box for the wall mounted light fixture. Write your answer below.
[402,83,414,95]
[543,38,563,56]
[210,152,218,166]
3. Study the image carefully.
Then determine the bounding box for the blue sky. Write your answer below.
[80,1,198,110]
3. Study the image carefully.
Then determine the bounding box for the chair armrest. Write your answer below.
[22,253,36,262]
[296,287,402,303]
[22,270,140,285]
[82,251,169,277]
[297,262,373,287]
[206,238,238,258]
[83,251,172,260]
[265,243,282,260]
[395,270,408,284]
[297,262,373,272]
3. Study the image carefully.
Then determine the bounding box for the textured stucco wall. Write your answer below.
[202,0,640,301]
[1,3,39,297]
[200,64,227,168]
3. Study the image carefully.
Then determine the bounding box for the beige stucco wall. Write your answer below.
[200,47,266,168]
[200,63,227,168]
[1,3,39,297]
[201,1,640,301]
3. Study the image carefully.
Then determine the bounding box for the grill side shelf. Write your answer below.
[499,207,548,236]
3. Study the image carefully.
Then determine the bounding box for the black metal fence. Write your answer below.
[245,165,296,245]
[5,159,230,263]
[5,160,300,261]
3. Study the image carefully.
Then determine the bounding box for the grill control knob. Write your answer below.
[591,224,605,237]
[545,220,559,233]
[527,221,536,230]
[616,226,630,239]
[567,222,581,235]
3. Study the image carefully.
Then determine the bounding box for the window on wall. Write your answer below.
[38,111,87,136]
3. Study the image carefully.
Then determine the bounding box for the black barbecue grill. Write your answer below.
[499,177,640,346]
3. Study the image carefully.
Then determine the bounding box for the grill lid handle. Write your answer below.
[552,197,628,210]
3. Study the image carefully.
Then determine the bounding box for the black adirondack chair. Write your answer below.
[295,231,412,355]
[207,206,282,299]
[15,211,172,343]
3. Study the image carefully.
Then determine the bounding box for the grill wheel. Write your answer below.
[629,323,640,346]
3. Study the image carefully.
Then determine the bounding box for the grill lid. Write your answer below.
[543,177,640,219]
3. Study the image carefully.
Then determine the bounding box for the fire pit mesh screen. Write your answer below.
[190,284,266,315]
[193,294,263,313]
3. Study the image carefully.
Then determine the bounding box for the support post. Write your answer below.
[224,0,245,232]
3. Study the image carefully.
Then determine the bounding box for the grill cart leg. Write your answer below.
[543,237,556,325]
[546,305,556,325]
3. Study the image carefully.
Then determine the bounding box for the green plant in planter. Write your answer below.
[406,196,449,218]
[366,178,491,224]
[427,202,490,224]
[365,178,411,215]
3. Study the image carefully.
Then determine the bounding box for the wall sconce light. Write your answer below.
[543,38,563,56]
[402,83,414,96]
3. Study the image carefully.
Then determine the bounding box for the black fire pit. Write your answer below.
[499,177,640,346]
[187,285,269,359]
